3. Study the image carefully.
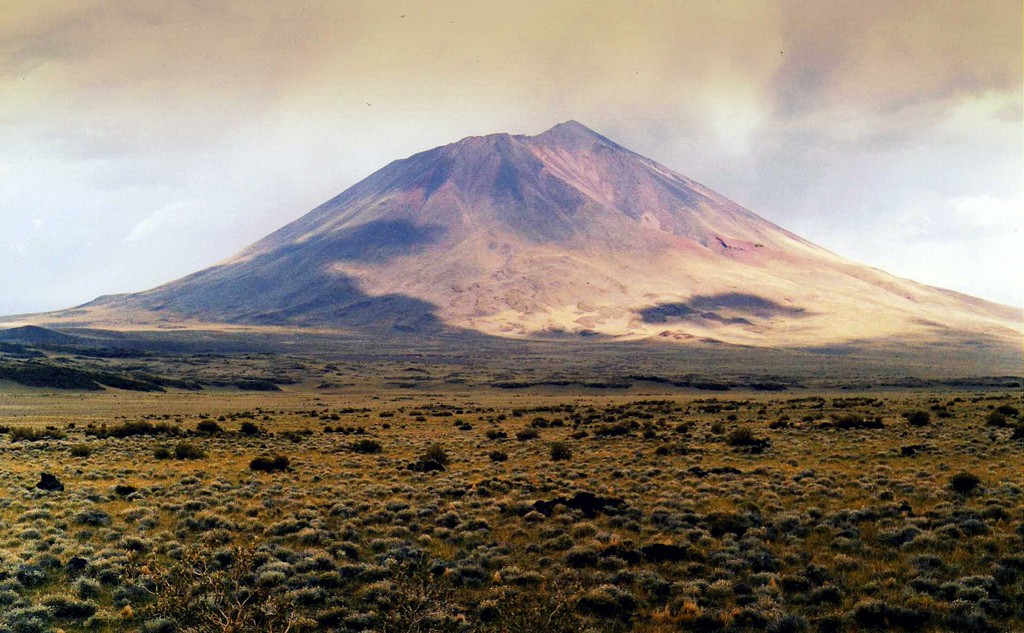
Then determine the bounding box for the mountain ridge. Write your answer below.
[6,121,1020,350]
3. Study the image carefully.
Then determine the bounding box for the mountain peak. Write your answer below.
[544,120,598,135]
[532,120,624,152]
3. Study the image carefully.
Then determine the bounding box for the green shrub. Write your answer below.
[173,441,206,460]
[42,593,98,620]
[727,427,757,445]
[196,420,223,434]
[831,412,884,429]
[575,584,637,620]
[549,441,572,461]
[950,471,981,494]
[986,411,1009,427]
[70,444,92,458]
[421,443,449,467]
[516,428,539,441]
[350,439,382,454]
[905,410,931,426]
[8,426,65,441]
[87,420,176,438]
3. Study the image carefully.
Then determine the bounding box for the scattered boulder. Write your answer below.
[36,473,64,492]
[249,455,291,473]
[532,492,627,518]
[407,458,446,473]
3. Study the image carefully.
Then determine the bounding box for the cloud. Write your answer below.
[124,200,204,243]
[770,1,1021,118]
[951,194,1023,230]
[0,0,1020,313]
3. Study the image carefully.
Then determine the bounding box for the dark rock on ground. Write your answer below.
[407,459,446,473]
[36,472,64,492]
[532,491,627,518]
[641,543,693,563]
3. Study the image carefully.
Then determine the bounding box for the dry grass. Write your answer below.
[0,383,1019,632]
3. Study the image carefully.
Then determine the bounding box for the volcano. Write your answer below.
[28,121,1022,347]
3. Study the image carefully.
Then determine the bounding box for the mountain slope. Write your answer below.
[27,121,1023,347]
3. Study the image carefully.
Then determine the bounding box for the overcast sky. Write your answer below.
[1,0,1021,315]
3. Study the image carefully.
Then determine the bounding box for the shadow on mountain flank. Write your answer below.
[639,293,807,325]
[280,220,447,264]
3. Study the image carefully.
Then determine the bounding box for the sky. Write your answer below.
[1,0,1021,315]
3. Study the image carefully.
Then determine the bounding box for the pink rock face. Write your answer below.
[63,121,1021,347]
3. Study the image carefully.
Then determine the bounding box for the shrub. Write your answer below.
[727,427,757,445]
[851,600,929,630]
[70,444,92,458]
[73,508,112,527]
[42,594,97,620]
[350,439,382,454]
[173,441,206,460]
[768,615,810,633]
[8,426,65,441]
[950,472,981,494]
[516,428,539,441]
[488,450,508,462]
[830,412,884,429]
[239,421,261,436]
[87,420,177,438]
[153,446,172,460]
[139,544,298,631]
[905,410,931,426]
[196,420,223,434]
[986,411,1009,427]
[594,422,632,437]
[549,441,572,461]
[575,584,637,620]
[141,618,177,633]
[74,578,102,599]
[727,427,771,453]
[421,443,449,467]
[249,455,290,473]
[565,545,600,568]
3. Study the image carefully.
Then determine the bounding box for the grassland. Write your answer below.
[0,366,1021,632]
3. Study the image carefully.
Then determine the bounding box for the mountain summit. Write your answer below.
[49,122,1021,346]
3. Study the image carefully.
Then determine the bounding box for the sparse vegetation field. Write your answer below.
[0,376,1020,632]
